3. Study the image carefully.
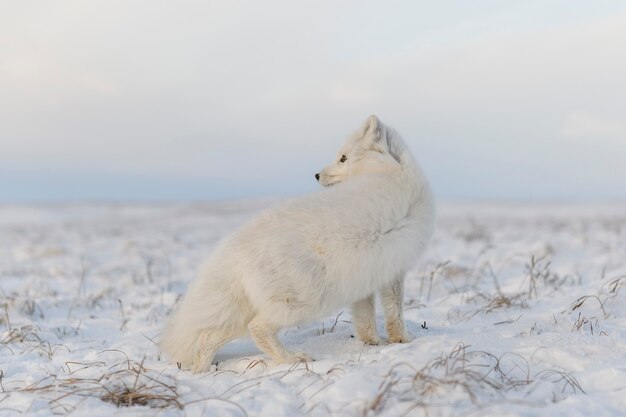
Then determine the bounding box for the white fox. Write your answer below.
[162,115,435,372]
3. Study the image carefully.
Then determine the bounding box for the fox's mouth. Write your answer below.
[316,171,341,188]
[319,179,339,188]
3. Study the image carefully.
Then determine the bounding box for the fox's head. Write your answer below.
[316,115,403,187]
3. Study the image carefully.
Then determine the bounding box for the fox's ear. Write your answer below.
[361,115,381,140]
[361,115,386,152]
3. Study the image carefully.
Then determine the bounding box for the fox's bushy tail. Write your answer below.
[160,272,253,369]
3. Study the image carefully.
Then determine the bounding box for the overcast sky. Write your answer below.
[1,1,625,202]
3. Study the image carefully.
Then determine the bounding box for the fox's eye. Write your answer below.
[339,154,347,163]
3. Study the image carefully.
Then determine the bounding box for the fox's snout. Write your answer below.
[315,173,320,181]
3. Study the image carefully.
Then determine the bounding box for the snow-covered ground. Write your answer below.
[1,201,625,417]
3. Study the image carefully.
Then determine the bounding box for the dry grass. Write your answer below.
[457,220,491,244]
[316,311,350,336]
[563,274,626,336]
[362,343,584,417]
[601,275,626,308]
[526,255,552,299]
[5,355,183,413]
[1,301,12,329]
[467,292,528,314]
[1,326,41,345]
[447,253,586,324]
[419,261,452,302]
[569,295,608,318]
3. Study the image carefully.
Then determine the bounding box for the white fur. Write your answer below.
[161,115,435,372]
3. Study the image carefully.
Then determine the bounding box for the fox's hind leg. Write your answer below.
[351,294,381,345]
[248,316,311,364]
[192,329,233,373]
[381,276,411,343]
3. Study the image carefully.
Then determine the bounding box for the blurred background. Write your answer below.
[1,1,625,202]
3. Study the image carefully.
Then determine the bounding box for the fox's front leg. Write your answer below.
[351,294,381,345]
[380,276,411,343]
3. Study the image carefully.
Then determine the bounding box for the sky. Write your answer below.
[1,1,625,202]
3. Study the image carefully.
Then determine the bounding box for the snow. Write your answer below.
[1,201,625,417]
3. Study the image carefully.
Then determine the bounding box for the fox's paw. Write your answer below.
[362,336,382,346]
[388,332,412,344]
[354,326,382,346]
[277,351,313,364]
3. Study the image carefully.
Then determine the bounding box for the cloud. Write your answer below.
[561,113,625,140]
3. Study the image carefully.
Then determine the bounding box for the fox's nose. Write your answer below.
[315,173,320,181]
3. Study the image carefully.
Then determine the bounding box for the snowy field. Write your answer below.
[1,201,625,417]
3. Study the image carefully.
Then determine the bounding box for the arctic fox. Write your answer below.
[162,115,435,372]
